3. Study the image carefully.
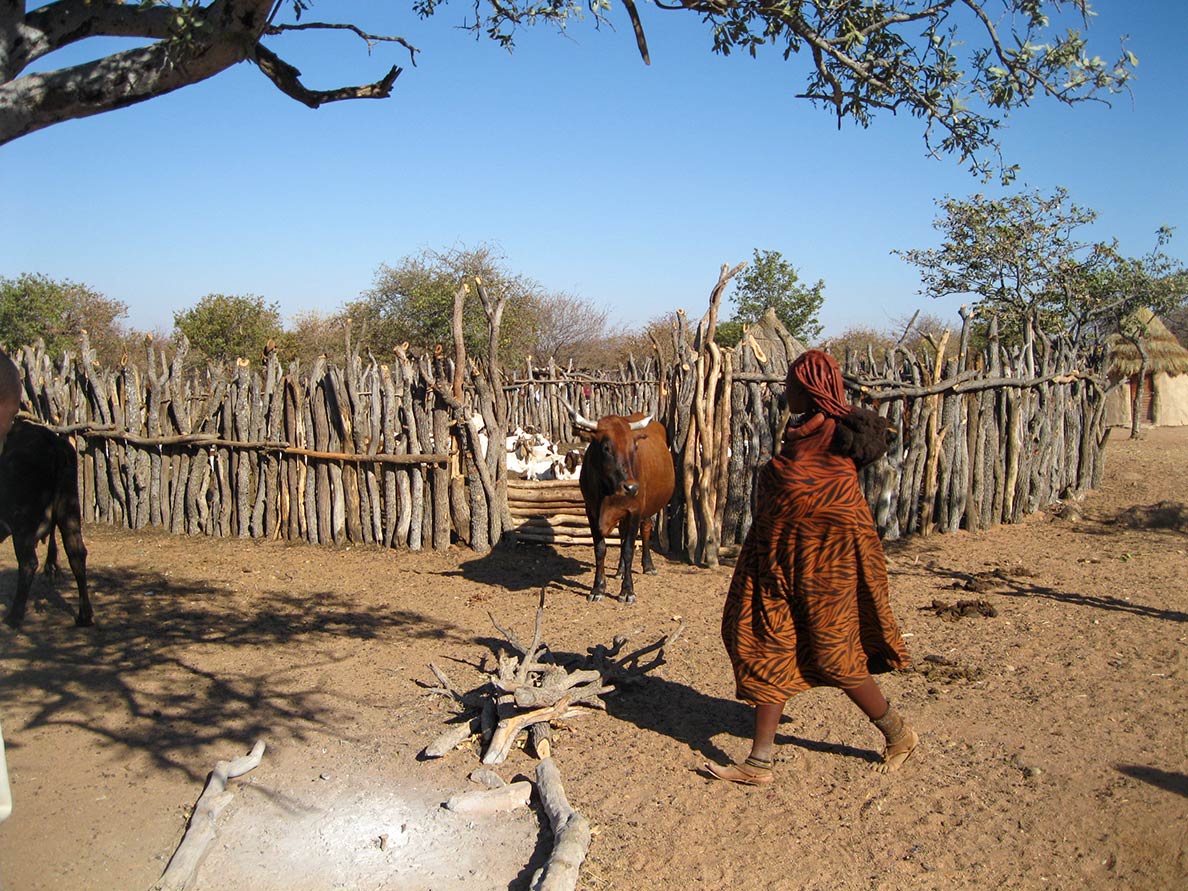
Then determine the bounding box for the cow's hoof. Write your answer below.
[643,566,658,576]
[587,591,604,603]
[75,614,94,627]
[618,592,636,604]
[3,614,22,630]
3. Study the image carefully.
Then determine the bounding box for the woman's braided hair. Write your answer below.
[789,350,892,468]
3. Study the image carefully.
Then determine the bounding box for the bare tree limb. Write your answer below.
[254,44,400,109]
[531,756,592,891]
[151,740,266,891]
[267,21,418,65]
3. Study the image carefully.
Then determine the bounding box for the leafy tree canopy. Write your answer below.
[347,244,544,364]
[714,319,745,349]
[0,272,130,364]
[896,188,1106,338]
[730,249,825,343]
[1080,228,1188,341]
[0,2,1135,179]
[173,293,284,363]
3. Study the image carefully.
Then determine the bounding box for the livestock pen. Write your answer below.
[10,274,1110,565]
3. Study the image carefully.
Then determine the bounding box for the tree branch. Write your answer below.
[0,0,274,144]
[253,44,400,109]
[620,0,650,65]
[1,39,239,145]
[19,0,178,69]
[267,20,419,66]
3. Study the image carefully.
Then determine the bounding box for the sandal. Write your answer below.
[874,728,919,774]
[703,755,774,785]
[872,704,919,774]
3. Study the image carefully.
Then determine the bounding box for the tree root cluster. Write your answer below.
[421,588,683,891]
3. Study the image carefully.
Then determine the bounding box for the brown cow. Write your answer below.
[570,405,675,603]
[0,349,20,454]
[0,418,91,628]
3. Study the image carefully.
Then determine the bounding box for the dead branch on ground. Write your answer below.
[150,740,266,891]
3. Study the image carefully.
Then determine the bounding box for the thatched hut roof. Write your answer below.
[1108,308,1188,377]
[744,308,807,375]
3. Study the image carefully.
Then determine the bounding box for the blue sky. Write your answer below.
[3,1,1186,340]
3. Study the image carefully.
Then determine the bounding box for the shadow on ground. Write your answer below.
[452,541,591,600]
[911,562,1188,624]
[1116,764,1188,800]
[0,562,473,781]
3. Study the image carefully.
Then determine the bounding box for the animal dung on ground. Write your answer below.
[925,598,998,621]
[915,654,986,683]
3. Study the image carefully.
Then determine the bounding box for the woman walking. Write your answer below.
[706,349,916,784]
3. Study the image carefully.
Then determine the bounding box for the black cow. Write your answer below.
[0,349,19,454]
[0,418,91,628]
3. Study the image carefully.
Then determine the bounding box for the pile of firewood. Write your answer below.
[421,589,682,891]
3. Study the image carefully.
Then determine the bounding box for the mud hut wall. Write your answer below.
[13,339,462,552]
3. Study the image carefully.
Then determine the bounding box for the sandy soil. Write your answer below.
[1,427,1186,891]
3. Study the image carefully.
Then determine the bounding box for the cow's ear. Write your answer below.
[576,429,596,443]
[633,431,649,442]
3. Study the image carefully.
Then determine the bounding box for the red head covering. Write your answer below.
[788,349,852,418]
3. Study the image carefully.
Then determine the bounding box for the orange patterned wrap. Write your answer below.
[721,411,912,704]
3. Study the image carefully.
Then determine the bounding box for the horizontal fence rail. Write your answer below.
[16,335,458,551]
[11,298,1108,566]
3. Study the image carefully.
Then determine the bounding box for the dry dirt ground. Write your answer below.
[1,428,1186,891]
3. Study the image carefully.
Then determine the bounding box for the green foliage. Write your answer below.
[1081,228,1188,340]
[447,1,1134,180]
[730,249,825,343]
[347,244,543,364]
[714,320,744,349]
[172,293,283,363]
[0,272,129,363]
[900,197,1187,353]
[4,2,1137,182]
[896,189,1104,339]
[1081,228,1188,438]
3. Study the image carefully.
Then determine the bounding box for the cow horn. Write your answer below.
[628,415,652,431]
[558,395,598,432]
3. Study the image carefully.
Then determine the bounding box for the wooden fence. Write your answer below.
[11,272,1110,566]
[15,332,460,550]
[504,355,662,441]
